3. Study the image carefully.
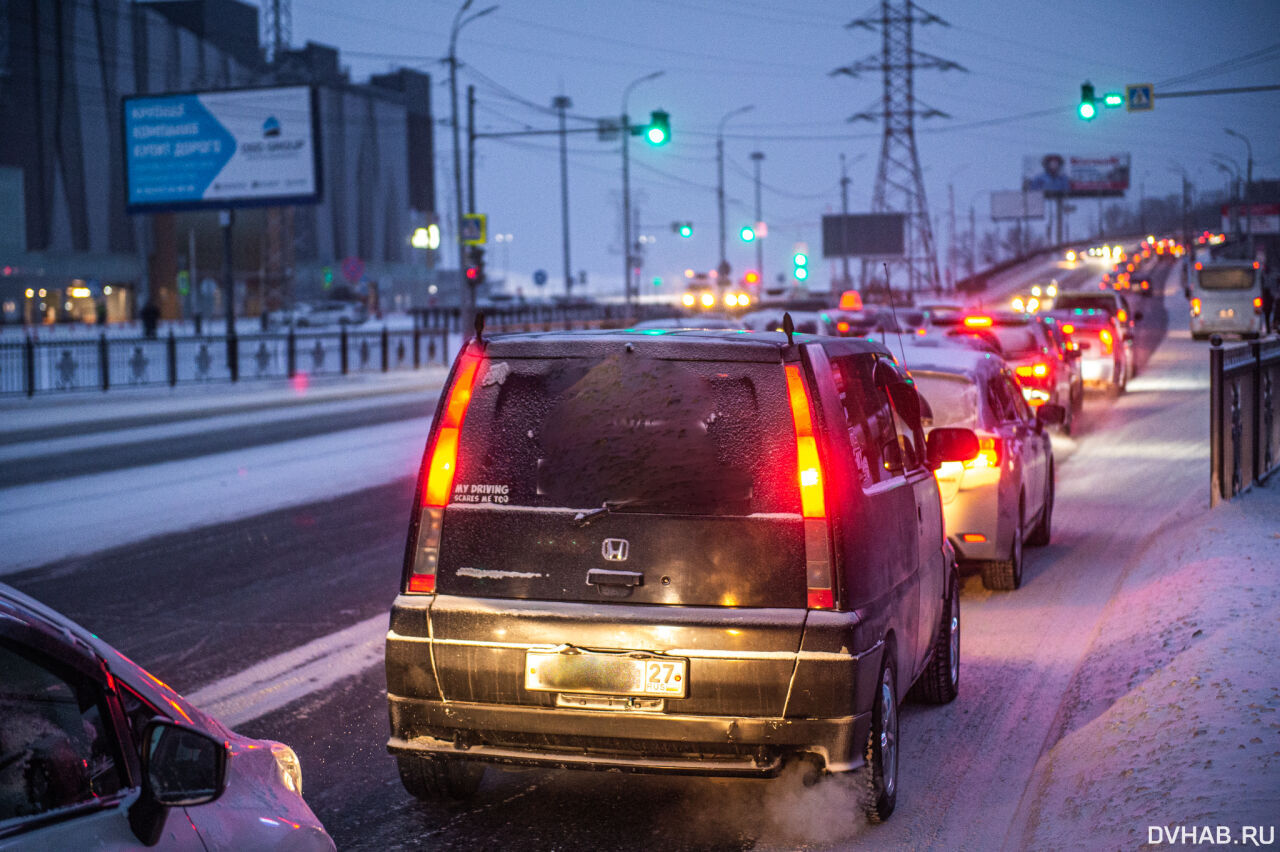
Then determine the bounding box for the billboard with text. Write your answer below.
[124,86,320,212]
[1021,153,1129,198]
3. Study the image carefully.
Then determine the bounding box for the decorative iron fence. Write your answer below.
[1210,335,1280,505]
[0,327,451,396]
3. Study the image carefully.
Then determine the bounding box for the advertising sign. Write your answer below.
[821,213,906,258]
[990,190,1045,221]
[1221,204,1280,235]
[1021,153,1130,198]
[124,86,320,212]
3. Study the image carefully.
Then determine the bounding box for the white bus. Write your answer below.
[1188,257,1264,341]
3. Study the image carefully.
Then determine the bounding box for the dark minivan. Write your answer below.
[385,327,977,822]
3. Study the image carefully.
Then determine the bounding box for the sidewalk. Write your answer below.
[1017,478,1280,848]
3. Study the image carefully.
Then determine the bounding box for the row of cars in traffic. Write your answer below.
[373,272,1158,823]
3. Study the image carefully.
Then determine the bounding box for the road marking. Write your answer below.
[188,614,386,728]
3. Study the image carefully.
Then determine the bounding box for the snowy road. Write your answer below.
[6,260,1274,849]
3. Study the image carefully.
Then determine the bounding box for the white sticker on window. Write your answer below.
[482,361,511,387]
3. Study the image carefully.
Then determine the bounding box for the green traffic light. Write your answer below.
[645,110,670,146]
[1103,92,1123,108]
[793,252,808,267]
[739,226,755,242]
[1078,101,1096,120]
[1079,81,1096,121]
[793,267,808,281]
[679,223,693,238]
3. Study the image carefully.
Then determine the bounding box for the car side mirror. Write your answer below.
[130,720,228,846]
[926,427,980,470]
[1036,402,1066,426]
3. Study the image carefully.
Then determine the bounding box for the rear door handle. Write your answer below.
[587,569,644,587]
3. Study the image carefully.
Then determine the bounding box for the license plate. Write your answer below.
[525,647,687,698]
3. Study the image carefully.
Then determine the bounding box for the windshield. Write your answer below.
[1198,267,1256,290]
[1054,295,1116,314]
[987,325,1041,358]
[453,355,800,515]
[913,371,980,429]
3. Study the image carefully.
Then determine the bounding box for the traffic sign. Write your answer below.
[1126,84,1154,112]
[533,269,548,286]
[341,256,365,283]
[461,213,487,245]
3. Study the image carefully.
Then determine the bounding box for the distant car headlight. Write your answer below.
[700,293,715,308]
[724,293,739,307]
[272,744,304,796]
[682,293,695,307]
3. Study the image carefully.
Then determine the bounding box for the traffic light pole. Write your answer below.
[751,151,764,289]
[554,95,573,299]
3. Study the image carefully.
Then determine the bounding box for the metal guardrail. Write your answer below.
[0,326,451,396]
[1210,335,1280,505]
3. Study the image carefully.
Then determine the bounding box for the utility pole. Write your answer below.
[716,105,754,280]
[834,0,964,294]
[947,182,955,291]
[750,151,764,286]
[467,85,477,214]
[840,154,852,289]
[554,94,573,299]
[1226,128,1254,249]
[967,203,975,279]
[621,71,664,307]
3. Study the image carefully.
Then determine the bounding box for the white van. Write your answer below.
[1188,257,1264,340]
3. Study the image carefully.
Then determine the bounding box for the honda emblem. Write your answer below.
[601,538,629,562]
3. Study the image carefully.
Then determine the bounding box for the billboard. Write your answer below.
[1021,153,1130,198]
[990,190,1045,221]
[1221,204,1280,235]
[822,213,906,258]
[124,86,320,212]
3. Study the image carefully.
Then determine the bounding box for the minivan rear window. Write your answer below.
[451,355,801,515]
[1198,268,1255,290]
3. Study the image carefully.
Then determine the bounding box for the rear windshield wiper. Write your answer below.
[574,498,645,526]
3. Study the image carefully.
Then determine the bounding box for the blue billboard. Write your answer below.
[123,86,320,212]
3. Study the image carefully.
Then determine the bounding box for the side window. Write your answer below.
[0,642,124,825]
[1003,375,1033,422]
[831,355,896,486]
[984,377,1010,424]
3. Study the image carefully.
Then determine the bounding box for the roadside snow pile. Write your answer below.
[1020,480,1280,849]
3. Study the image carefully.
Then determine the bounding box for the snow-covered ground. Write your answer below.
[1017,478,1280,849]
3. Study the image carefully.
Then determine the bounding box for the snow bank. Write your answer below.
[1018,479,1280,849]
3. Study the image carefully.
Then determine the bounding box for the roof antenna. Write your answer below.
[782,311,795,346]
[883,263,910,369]
[474,310,486,347]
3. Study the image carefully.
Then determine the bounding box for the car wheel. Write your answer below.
[863,656,899,823]
[396,755,485,801]
[1027,463,1054,547]
[981,496,1024,591]
[913,568,960,705]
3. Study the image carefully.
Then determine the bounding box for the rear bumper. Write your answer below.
[1189,314,1262,335]
[1079,356,1116,385]
[940,474,1002,562]
[387,698,870,777]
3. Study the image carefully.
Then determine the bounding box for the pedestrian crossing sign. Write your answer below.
[1126,84,1154,112]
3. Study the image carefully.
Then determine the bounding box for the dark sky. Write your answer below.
[292,0,1280,295]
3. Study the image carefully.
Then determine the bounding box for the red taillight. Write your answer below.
[1191,298,1201,317]
[1062,323,1075,335]
[408,354,482,595]
[1117,308,1128,323]
[785,364,833,610]
[964,315,993,328]
[1099,328,1114,354]
[837,321,850,333]
[1015,362,1049,379]
[423,355,482,508]
[961,533,986,543]
[785,365,826,519]
[1255,297,1264,314]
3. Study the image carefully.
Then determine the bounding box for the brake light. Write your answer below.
[961,533,986,543]
[423,354,482,507]
[1255,297,1264,314]
[1117,308,1127,323]
[785,364,833,609]
[408,353,483,595]
[837,321,850,333]
[1195,262,1202,271]
[963,435,1002,469]
[1190,298,1201,317]
[1099,328,1114,354]
[785,365,825,519]
[964,315,993,328]
[1062,323,1075,335]
[1015,362,1049,379]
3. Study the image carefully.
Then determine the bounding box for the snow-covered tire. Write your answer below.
[397,755,485,801]
[981,497,1024,591]
[1027,463,1054,547]
[863,655,899,823]
[913,569,960,705]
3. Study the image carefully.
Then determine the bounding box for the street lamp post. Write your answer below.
[750,151,764,287]
[621,70,664,308]
[449,0,497,338]
[716,105,754,280]
[1225,128,1254,246]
